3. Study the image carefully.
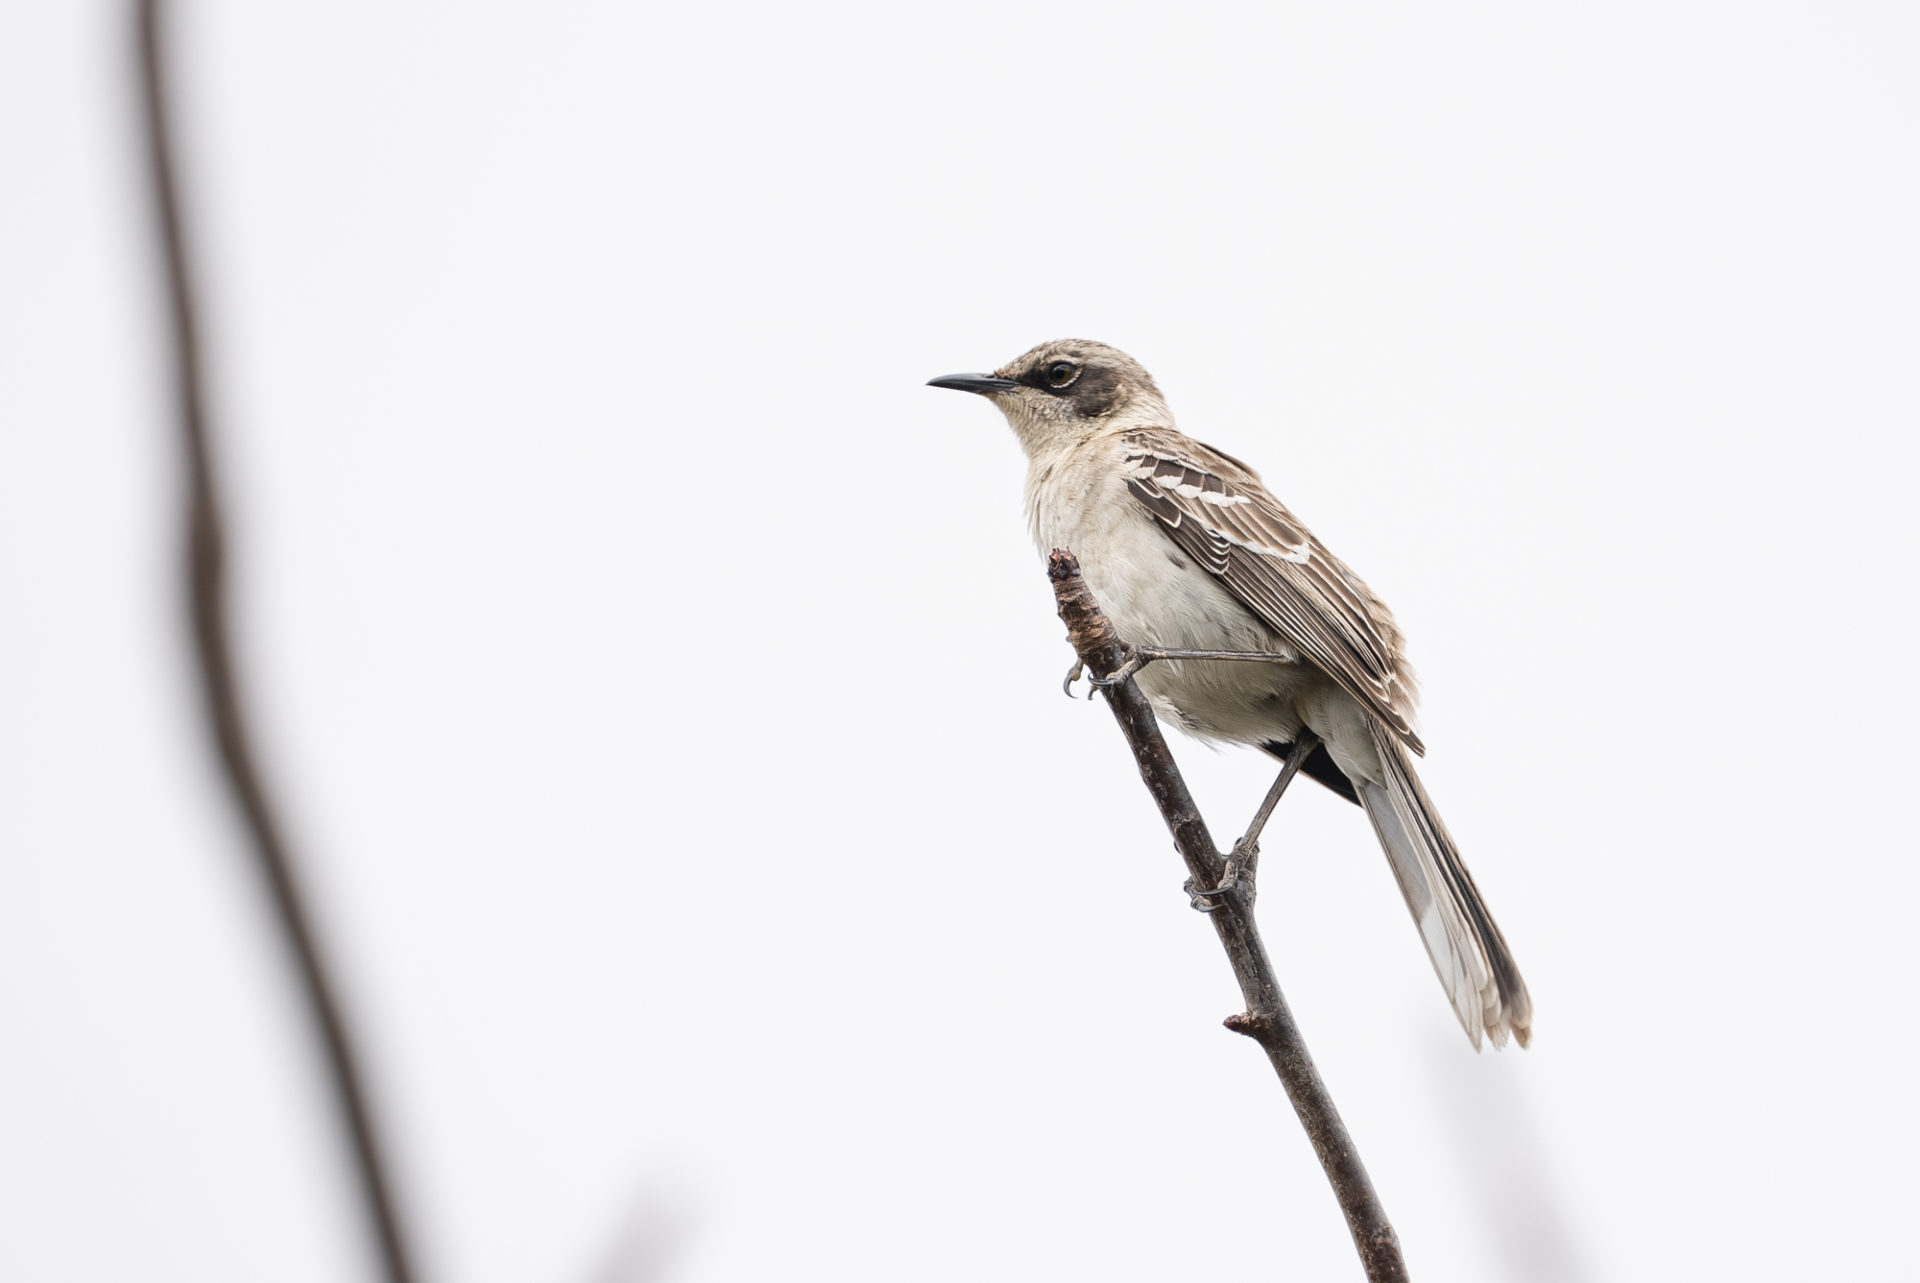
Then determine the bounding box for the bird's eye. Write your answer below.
[1046,361,1081,389]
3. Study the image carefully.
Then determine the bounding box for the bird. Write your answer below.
[929,339,1531,1049]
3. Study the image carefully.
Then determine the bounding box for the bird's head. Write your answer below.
[928,339,1169,451]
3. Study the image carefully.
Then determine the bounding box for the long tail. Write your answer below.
[1355,721,1532,1049]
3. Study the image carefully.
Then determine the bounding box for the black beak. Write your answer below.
[927,372,1019,395]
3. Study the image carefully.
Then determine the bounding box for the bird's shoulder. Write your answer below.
[1110,427,1314,562]
[1110,425,1425,748]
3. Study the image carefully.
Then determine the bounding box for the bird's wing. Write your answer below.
[1120,429,1424,753]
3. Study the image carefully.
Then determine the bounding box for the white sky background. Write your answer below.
[4,1,1918,1279]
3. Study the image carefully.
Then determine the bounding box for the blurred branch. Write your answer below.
[1047,549,1407,1283]
[133,4,418,1281]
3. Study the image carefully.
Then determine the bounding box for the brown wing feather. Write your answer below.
[1122,430,1425,753]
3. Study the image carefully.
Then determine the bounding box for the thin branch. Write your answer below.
[133,5,419,1281]
[1047,549,1407,1283]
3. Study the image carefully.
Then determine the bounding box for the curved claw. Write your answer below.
[1187,888,1223,913]
[1185,859,1251,913]
[1061,662,1085,698]
[1185,877,1229,913]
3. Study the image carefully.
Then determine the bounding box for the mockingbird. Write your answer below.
[930,339,1531,1049]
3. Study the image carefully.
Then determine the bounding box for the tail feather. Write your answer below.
[1356,721,1532,1049]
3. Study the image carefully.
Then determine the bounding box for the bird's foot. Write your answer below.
[1087,650,1147,688]
[1186,855,1254,912]
[1061,661,1086,698]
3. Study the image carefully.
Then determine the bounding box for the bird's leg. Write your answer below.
[1232,731,1321,876]
[1089,645,1301,689]
[1188,732,1320,913]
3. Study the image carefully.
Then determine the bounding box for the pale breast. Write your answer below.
[1027,445,1325,747]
